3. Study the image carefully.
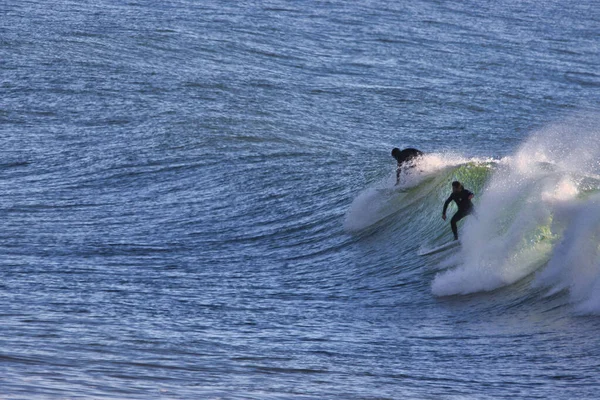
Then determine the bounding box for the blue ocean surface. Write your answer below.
[2,0,600,398]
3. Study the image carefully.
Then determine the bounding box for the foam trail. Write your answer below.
[432,115,600,297]
[343,184,394,232]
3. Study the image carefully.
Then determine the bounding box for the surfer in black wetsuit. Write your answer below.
[442,181,475,241]
[392,148,423,185]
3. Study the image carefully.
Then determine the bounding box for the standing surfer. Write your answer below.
[391,148,423,185]
[442,181,475,241]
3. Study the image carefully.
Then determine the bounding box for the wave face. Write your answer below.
[344,153,495,233]
[432,116,600,309]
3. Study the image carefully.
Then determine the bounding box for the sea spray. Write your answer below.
[533,194,600,314]
[432,115,600,299]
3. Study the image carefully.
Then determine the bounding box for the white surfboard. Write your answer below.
[418,240,461,256]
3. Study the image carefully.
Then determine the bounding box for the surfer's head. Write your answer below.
[452,181,463,193]
[391,148,401,161]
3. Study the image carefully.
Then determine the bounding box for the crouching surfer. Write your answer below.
[442,181,476,241]
[391,147,423,185]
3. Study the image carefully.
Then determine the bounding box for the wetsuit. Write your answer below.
[394,148,423,183]
[443,189,475,240]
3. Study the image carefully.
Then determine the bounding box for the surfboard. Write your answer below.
[418,240,461,256]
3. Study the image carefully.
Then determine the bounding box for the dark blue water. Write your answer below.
[2,0,600,398]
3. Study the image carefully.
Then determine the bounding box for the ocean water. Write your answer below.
[2,0,600,398]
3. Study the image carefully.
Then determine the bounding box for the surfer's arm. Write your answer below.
[395,165,402,185]
[442,195,452,217]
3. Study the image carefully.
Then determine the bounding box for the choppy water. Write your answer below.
[2,0,600,398]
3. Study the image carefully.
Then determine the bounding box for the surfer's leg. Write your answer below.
[451,211,466,240]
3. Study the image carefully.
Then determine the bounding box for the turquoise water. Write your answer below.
[2,0,600,398]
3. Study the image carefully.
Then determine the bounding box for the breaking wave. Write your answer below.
[345,114,600,314]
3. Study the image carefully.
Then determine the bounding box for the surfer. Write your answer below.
[442,181,475,241]
[392,148,423,185]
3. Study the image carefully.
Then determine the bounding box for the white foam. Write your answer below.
[343,185,393,232]
[432,114,600,300]
[533,194,600,314]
